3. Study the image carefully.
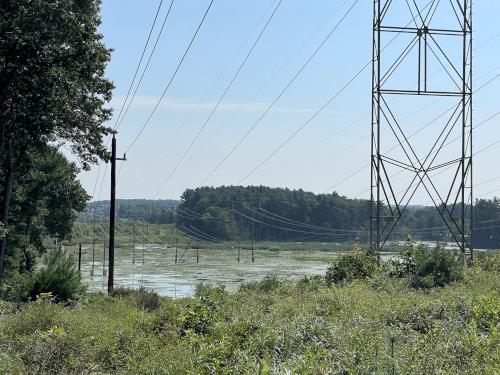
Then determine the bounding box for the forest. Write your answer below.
[96,186,500,248]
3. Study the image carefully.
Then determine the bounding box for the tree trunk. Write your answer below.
[0,139,14,273]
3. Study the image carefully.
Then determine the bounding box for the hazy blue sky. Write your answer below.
[77,0,500,203]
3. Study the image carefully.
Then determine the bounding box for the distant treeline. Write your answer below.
[83,199,178,224]
[86,187,500,249]
[176,186,500,248]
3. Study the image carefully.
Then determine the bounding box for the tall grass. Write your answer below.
[0,253,498,374]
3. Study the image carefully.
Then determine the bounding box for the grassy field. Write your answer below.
[0,258,498,374]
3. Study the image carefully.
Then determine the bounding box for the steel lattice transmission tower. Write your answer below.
[370,1,473,255]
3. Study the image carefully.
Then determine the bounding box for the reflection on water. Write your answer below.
[71,244,336,298]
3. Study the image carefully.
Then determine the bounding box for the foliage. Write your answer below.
[0,222,7,239]
[0,268,498,373]
[0,0,113,165]
[179,283,226,336]
[0,0,112,275]
[389,238,465,288]
[175,187,500,248]
[411,247,464,288]
[178,186,369,242]
[24,247,84,301]
[241,275,283,293]
[473,251,500,272]
[1,146,89,276]
[112,287,161,312]
[325,250,377,285]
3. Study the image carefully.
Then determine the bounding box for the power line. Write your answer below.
[236,0,477,186]
[248,28,500,193]
[323,70,500,195]
[114,0,176,131]
[113,0,168,131]
[231,208,367,237]
[237,58,370,184]
[183,0,353,165]
[246,206,364,233]
[188,225,225,243]
[151,0,283,164]
[88,1,171,233]
[199,0,361,186]
[125,0,216,154]
[263,68,499,188]
[153,0,284,197]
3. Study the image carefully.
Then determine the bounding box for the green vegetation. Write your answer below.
[69,222,189,247]
[24,248,85,302]
[325,251,377,285]
[389,239,465,288]
[174,186,500,248]
[0,0,112,277]
[0,251,498,374]
[1,1,499,373]
[65,220,356,254]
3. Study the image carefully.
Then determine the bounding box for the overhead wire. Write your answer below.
[125,0,216,154]
[242,16,500,194]
[153,0,284,197]
[235,0,471,185]
[323,69,500,195]
[183,0,353,165]
[151,0,283,163]
[199,0,362,186]
[231,208,367,237]
[113,0,169,131]
[244,206,364,233]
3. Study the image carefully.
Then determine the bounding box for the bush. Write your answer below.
[473,251,500,272]
[0,271,28,302]
[412,247,464,288]
[180,283,226,336]
[325,252,377,285]
[25,248,84,301]
[112,287,161,311]
[241,275,282,292]
[389,239,464,288]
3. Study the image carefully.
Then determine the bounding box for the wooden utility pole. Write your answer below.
[251,220,255,263]
[238,216,241,263]
[108,133,126,294]
[103,243,106,276]
[196,239,199,263]
[144,206,149,242]
[175,228,178,264]
[91,205,96,277]
[132,222,136,265]
[78,243,82,272]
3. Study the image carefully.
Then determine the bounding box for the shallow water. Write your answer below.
[68,244,341,298]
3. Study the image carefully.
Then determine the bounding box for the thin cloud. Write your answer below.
[110,95,316,114]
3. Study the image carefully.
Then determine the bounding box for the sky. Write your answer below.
[76,0,500,204]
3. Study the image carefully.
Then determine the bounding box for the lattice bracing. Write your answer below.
[370,0,473,255]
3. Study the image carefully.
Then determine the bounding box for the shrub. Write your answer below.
[0,271,29,302]
[25,247,84,301]
[473,251,500,272]
[112,287,161,311]
[388,238,419,278]
[241,275,282,292]
[389,239,464,288]
[325,252,377,285]
[179,283,226,336]
[411,247,464,288]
